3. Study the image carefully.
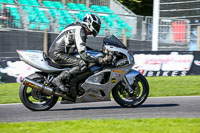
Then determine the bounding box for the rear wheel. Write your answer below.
[112,74,149,108]
[19,73,58,111]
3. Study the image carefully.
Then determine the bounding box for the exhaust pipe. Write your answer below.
[23,78,71,100]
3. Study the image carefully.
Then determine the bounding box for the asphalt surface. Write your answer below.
[0,96,200,122]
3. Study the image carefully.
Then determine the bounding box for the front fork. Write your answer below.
[123,69,140,94]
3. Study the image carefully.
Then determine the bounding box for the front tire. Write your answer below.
[19,73,58,111]
[112,74,149,108]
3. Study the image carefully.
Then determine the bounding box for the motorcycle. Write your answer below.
[17,35,149,111]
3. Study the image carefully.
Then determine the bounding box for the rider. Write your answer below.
[48,13,112,99]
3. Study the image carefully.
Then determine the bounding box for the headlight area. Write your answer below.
[127,51,135,64]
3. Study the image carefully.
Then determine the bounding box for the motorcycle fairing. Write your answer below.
[125,69,140,86]
[17,36,141,104]
[17,50,104,73]
[76,63,134,103]
[17,50,68,73]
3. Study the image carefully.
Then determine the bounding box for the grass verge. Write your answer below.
[0,83,21,104]
[0,75,200,104]
[0,118,200,133]
[147,76,200,97]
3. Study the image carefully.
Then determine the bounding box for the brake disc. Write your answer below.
[31,89,41,100]
[31,89,47,101]
[132,81,141,97]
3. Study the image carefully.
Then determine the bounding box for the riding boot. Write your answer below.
[52,70,71,92]
[68,66,81,99]
[61,66,81,103]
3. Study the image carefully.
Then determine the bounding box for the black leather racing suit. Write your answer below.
[49,22,99,82]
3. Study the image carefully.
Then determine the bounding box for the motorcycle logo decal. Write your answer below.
[111,78,117,83]
[113,73,121,77]
[194,60,200,66]
[88,93,97,98]
[113,69,126,74]
[25,82,39,89]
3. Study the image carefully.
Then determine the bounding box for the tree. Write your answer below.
[117,0,153,16]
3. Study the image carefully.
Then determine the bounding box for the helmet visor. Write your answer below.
[92,22,101,37]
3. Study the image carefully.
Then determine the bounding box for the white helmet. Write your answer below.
[82,13,101,37]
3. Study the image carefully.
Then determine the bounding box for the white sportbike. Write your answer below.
[17,35,149,111]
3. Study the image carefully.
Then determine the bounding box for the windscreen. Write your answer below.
[103,35,127,49]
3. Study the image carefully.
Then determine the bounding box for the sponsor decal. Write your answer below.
[88,89,99,94]
[111,78,117,83]
[88,93,104,100]
[144,71,187,77]
[25,82,39,89]
[88,93,97,98]
[113,69,126,74]
[113,73,121,77]
[0,60,39,82]
[133,52,194,77]
[194,60,200,66]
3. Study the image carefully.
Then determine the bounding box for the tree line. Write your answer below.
[117,0,153,16]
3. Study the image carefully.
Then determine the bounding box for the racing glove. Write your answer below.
[98,54,113,65]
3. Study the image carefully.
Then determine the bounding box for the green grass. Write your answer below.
[0,75,200,104]
[0,118,200,133]
[0,83,21,104]
[147,75,200,97]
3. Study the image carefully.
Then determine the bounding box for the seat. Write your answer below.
[44,56,66,69]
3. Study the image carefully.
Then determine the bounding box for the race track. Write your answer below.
[0,96,200,122]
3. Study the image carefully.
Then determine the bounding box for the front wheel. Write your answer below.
[112,74,149,108]
[19,73,58,111]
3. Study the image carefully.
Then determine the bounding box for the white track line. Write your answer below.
[0,103,22,106]
[149,96,200,98]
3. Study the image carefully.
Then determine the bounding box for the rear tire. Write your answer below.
[19,73,58,111]
[112,74,149,108]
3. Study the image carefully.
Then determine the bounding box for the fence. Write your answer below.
[145,17,190,44]
[59,0,110,7]
[0,2,197,51]
[159,0,200,50]
[0,2,143,39]
[0,3,150,40]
